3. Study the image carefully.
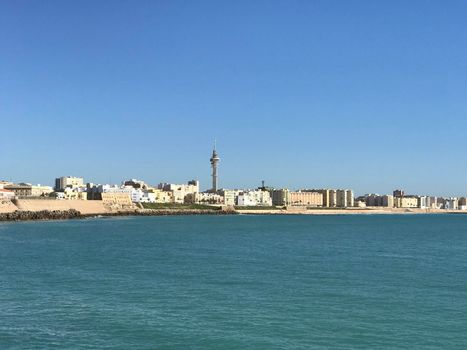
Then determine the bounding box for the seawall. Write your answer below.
[13,199,111,215]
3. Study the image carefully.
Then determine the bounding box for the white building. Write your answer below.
[418,196,428,209]
[444,198,459,210]
[186,192,224,204]
[237,190,272,206]
[130,188,156,203]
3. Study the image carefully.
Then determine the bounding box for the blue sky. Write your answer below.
[1,1,467,195]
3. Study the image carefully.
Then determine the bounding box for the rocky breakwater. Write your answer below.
[0,209,83,222]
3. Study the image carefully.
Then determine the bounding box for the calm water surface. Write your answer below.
[1,215,467,349]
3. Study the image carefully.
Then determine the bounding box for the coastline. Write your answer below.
[235,207,467,215]
[1,206,467,223]
[0,208,236,223]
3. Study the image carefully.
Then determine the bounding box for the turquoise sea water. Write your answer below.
[1,215,467,349]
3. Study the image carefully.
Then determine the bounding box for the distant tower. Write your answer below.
[210,140,220,192]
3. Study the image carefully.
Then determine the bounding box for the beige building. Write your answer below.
[394,196,418,208]
[319,189,331,207]
[4,184,32,197]
[0,181,13,189]
[31,185,54,197]
[148,188,173,203]
[159,180,199,204]
[289,191,323,207]
[218,190,236,206]
[55,176,84,191]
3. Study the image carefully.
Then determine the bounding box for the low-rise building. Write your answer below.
[31,185,54,197]
[0,181,13,189]
[148,188,173,203]
[217,189,236,206]
[63,187,88,200]
[186,192,224,204]
[158,180,200,204]
[4,184,32,197]
[237,190,272,206]
[0,189,15,199]
[131,188,156,203]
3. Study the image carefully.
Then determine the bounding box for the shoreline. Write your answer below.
[1,207,467,223]
[0,208,236,223]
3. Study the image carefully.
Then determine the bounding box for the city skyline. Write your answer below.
[1,1,467,196]
[2,142,467,199]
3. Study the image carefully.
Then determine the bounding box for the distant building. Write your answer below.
[428,196,439,209]
[63,187,87,200]
[31,185,53,197]
[458,197,467,210]
[329,189,337,207]
[336,189,352,208]
[4,184,32,197]
[382,195,394,208]
[362,194,393,207]
[159,180,199,204]
[289,191,323,207]
[393,189,405,197]
[186,192,224,204]
[346,190,354,207]
[55,176,84,191]
[0,189,15,199]
[418,196,428,209]
[444,198,458,210]
[0,181,13,189]
[148,188,173,203]
[237,190,272,206]
[304,189,332,207]
[123,179,149,190]
[394,196,418,208]
[130,188,155,203]
[270,189,290,206]
[218,189,236,206]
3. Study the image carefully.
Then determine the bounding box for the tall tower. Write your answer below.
[210,141,220,192]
